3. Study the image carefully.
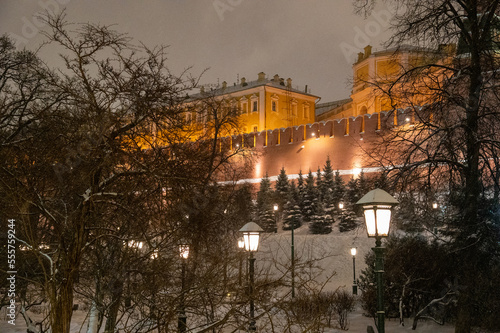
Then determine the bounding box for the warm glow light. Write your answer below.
[239,222,263,252]
[405,117,411,122]
[301,145,305,149]
[312,132,315,137]
[353,168,361,178]
[151,249,159,259]
[273,204,278,211]
[432,202,438,209]
[339,202,344,210]
[179,244,190,259]
[238,238,245,250]
[363,205,392,237]
[128,240,143,249]
[243,232,260,252]
[351,247,357,256]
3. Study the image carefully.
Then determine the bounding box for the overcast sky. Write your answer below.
[1,1,393,102]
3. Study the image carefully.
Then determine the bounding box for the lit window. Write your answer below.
[272,101,277,111]
[253,126,258,132]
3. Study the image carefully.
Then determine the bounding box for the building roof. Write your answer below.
[189,73,320,101]
[315,99,352,116]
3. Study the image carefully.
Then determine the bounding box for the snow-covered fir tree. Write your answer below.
[320,157,335,207]
[256,173,277,232]
[332,170,346,211]
[283,182,302,231]
[308,202,332,234]
[302,170,317,223]
[296,170,306,216]
[338,203,358,232]
[274,167,290,210]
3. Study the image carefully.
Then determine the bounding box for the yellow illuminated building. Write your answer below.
[316,44,454,121]
[188,72,320,135]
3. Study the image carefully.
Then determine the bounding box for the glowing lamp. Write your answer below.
[338,202,344,210]
[239,222,264,252]
[179,243,190,259]
[350,247,357,256]
[356,189,398,238]
[273,204,278,211]
[238,237,245,250]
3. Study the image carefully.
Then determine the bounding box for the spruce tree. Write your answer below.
[296,170,306,216]
[338,203,358,232]
[309,202,332,234]
[332,170,346,211]
[302,170,317,223]
[256,173,276,232]
[274,167,290,210]
[283,187,302,231]
[320,157,336,215]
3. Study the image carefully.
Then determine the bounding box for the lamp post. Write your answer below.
[356,189,398,333]
[351,247,357,295]
[239,222,263,332]
[178,243,190,333]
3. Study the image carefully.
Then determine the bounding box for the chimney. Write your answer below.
[222,81,227,89]
[357,52,364,63]
[273,74,280,82]
[364,45,372,58]
[241,77,247,86]
[257,72,266,82]
[286,78,292,88]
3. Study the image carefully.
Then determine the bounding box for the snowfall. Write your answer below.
[1,225,457,332]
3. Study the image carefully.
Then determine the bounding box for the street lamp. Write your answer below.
[239,222,264,332]
[178,243,190,333]
[356,189,398,333]
[338,202,344,210]
[350,247,357,295]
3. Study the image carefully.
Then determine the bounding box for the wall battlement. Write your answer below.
[220,110,413,182]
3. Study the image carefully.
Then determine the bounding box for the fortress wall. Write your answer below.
[221,112,395,182]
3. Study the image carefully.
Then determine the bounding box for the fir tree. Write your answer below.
[274,167,290,210]
[296,170,306,215]
[320,157,335,206]
[316,166,323,202]
[338,203,358,232]
[345,176,359,206]
[332,170,346,210]
[256,173,276,232]
[309,202,332,234]
[283,197,302,231]
[302,170,317,223]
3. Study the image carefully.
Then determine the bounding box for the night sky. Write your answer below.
[1,0,392,102]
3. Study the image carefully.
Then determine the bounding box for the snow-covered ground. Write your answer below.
[0,225,456,332]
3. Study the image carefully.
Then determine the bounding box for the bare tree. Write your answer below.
[354,1,500,331]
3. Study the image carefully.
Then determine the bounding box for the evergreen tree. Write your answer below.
[338,203,358,232]
[256,173,276,232]
[332,170,346,211]
[274,167,290,210]
[316,166,323,202]
[283,195,302,230]
[302,170,317,223]
[296,170,306,215]
[309,202,332,234]
[357,171,371,197]
[345,176,359,206]
[320,157,335,207]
